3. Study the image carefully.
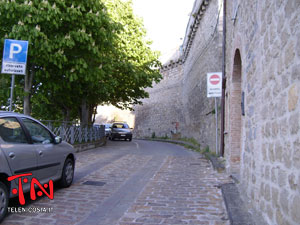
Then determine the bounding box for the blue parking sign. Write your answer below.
[2,39,29,75]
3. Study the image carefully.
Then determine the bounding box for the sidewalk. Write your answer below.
[118,155,231,225]
[136,138,257,225]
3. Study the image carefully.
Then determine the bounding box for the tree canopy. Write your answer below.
[0,0,161,125]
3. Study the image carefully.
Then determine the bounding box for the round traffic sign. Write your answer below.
[209,74,220,85]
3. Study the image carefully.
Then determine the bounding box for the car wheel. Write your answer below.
[0,181,8,223]
[128,138,132,142]
[59,158,74,188]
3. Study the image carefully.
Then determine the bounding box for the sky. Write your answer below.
[97,0,196,116]
[132,0,196,63]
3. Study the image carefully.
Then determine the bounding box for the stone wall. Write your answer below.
[134,0,223,153]
[225,0,300,224]
[180,0,223,152]
[134,63,184,138]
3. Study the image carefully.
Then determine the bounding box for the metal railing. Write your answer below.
[41,120,105,145]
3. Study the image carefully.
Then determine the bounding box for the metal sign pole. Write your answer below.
[9,74,15,111]
[215,97,218,155]
[207,72,222,156]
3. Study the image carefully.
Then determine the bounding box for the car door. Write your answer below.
[20,118,62,182]
[0,117,38,191]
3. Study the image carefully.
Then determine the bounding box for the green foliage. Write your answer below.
[0,75,24,111]
[151,132,156,139]
[0,0,162,123]
[204,145,210,153]
[102,0,162,109]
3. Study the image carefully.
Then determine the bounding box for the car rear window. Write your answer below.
[112,123,129,129]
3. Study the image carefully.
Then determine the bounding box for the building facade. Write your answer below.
[225,1,300,224]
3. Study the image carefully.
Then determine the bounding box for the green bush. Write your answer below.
[151,132,156,139]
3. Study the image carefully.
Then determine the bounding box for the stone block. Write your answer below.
[292,63,300,81]
[285,41,296,68]
[266,203,274,221]
[288,83,299,112]
[291,195,300,223]
[278,169,287,188]
[271,167,278,184]
[297,33,300,57]
[289,112,300,135]
[264,184,271,201]
[275,142,283,162]
[279,188,290,215]
[288,173,297,190]
[271,187,279,208]
[293,138,300,169]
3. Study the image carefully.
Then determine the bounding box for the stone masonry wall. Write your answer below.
[134,63,184,138]
[225,0,300,224]
[181,0,223,152]
[134,0,223,153]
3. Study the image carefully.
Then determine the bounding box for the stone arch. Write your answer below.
[229,49,242,174]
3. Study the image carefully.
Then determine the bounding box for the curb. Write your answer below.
[221,183,255,225]
[137,138,225,171]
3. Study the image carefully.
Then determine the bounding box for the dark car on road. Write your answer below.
[0,111,76,222]
[109,122,132,141]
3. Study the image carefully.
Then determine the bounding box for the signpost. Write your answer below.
[1,39,29,111]
[207,72,222,155]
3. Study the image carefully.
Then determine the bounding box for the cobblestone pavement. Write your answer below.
[2,140,232,225]
[118,156,230,225]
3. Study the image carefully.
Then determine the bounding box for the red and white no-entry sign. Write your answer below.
[209,74,221,85]
[207,72,222,97]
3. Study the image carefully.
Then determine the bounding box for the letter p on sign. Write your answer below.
[9,43,22,59]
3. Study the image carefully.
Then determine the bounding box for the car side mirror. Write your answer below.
[54,136,62,144]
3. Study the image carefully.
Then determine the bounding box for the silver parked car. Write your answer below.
[0,111,76,222]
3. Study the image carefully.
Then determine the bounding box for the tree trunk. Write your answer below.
[80,98,89,127]
[88,104,97,125]
[63,107,71,122]
[23,64,34,115]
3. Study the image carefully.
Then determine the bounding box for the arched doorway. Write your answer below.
[229,49,242,174]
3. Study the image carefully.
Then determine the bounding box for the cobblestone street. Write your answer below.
[2,140,232,225]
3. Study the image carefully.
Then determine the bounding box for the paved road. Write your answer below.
[2,140,231,225]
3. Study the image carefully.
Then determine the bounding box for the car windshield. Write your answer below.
[105,124,111,128]
[113,123,129,129]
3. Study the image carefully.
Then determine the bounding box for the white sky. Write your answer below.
[132,0,195,63]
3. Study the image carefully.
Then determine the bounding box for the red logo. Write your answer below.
[7,173,54,205]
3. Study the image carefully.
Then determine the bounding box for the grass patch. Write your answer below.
[179,137,200,148]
